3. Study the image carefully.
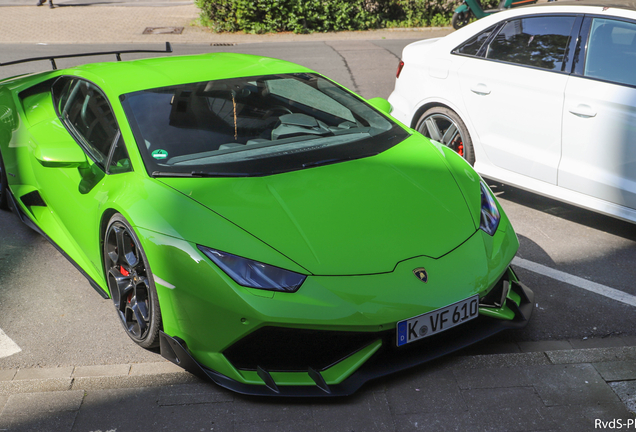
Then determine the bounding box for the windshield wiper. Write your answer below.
[302,157,349,168]
[191,171,262,177]
[152,171,260,178]
[301,151,381,169]
[152,171,194,177]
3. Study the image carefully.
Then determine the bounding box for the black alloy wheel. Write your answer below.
[0,151,9,210]
[416,106,475,166]
[104,213,161,348]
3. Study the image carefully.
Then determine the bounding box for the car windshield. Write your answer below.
[121,73,408,177]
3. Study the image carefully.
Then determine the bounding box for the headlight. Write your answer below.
[198,246,306,292]
[479,181,500,236]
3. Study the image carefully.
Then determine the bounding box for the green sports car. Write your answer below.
[0,48,533,396]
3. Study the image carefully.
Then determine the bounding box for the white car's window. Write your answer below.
[486,16,576,71]
[584,18,636,87]
[455,26,497,56]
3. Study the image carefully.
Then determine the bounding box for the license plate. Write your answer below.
[396,295,479,346]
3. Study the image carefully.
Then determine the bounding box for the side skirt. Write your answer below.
[6,188,109,299]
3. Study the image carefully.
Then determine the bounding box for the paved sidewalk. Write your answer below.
[1,343,636,431]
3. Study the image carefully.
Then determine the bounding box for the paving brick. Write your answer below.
[610,381,636,414]
[0,378,72,395]
[0,394,7,413]
[544,402,635,431]
[393,411,474,432]
[528,364,621,406]
[458,341,522,355]
[569,336,631,349]
[518,340,573,353]
[0,369,16,381]
[0,411,79,432]
[447,351,550,370]
[594,361,636,382]
[621,335,636,346]
[0,391,84,416]
[72,370,199,391]
[155,383,233,406]
[73,364,130,378]
[235,420,318,432]
[233,396,312,424]
[72,387,234,432]
[313,390,395,432]
[462,387,557,431]
[546,347,636,364]
[14,367,73,381]
[453,365,532,390]
[129,361,183,375]
[0,391,84,432]
[385,368,466,416]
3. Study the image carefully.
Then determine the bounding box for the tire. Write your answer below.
[0,150,9,211]
[415,107,475,166]
[451,11,472,30]
[104,213,162,349]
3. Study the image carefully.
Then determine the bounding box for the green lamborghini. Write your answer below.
[0,46,533,396]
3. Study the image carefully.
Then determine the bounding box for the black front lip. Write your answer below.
[160,280,534,397]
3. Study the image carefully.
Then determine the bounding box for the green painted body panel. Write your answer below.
[160,135,476,275]
[135,214,516,378]
[0,52,527,390]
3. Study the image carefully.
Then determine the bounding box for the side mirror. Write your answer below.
[30,120,87,168]
[367,97,393,114]
[35,143,87,168]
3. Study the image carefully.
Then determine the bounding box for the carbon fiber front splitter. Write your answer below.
[160,281,534,397]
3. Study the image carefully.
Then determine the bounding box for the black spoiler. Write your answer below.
[0,42,172,70]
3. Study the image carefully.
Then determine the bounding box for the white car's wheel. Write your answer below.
[416,107,475,166]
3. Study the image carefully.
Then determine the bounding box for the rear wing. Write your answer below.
[0,42,172,70]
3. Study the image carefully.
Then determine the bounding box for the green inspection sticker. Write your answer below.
[152,149,168,160]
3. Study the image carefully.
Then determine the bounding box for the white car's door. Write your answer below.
[559,16,636,210]
[457,15,579,184]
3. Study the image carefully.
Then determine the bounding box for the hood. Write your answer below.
[159,136,476,275]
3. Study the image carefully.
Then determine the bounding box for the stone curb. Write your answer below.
[2,346,636,395]
[0,362,199,395]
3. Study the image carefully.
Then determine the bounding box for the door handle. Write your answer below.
[470,84,491,95]
[569,104,597,118]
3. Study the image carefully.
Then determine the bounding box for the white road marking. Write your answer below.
[0,328,21,359]
[513,256,636,308]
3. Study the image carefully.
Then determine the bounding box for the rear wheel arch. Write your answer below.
[99,207,120,290]
[410,102,448,129]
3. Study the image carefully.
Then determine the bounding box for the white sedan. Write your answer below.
[389,0,636,223]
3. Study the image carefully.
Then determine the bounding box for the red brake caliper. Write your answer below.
[120,267,132,304]
[458,142,464,157]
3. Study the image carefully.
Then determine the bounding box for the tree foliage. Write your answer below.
[195,0,473,33]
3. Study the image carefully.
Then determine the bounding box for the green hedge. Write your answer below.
[196,0,468,33]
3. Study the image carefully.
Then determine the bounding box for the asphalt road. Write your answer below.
[1,40,635,370]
